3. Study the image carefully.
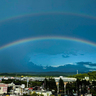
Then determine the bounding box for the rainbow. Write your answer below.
[0,36,96,51]
[0,12,96,51]
[0,12,96,23]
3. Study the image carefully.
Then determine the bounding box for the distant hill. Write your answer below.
[1,70,96,78]
[0,72,77,77]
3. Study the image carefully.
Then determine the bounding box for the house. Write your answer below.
[0,83,8,94]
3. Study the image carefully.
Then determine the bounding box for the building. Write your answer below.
[0,83,8,94]
[31,90,52,96]
[55,76,76,84]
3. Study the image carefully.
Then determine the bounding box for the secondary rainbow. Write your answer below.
[0,36,96,51]
[0,12,96,23]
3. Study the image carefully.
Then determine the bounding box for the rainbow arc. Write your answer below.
[0,12,96,23]
[0,36,96,51]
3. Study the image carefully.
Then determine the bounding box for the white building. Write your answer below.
[0,83,8,94]
[54,76,77,82]
[31,90,52,96]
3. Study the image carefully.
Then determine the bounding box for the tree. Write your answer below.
[76,78,81,95]
[30,92,44,96]
[59,78,64,93]
[44,78,48,90]
[48,77,57,92]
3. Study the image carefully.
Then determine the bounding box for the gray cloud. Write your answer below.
[77,62,91,65]
[62,55,70,58]
[77,62,96,66]
[80,54,84,55]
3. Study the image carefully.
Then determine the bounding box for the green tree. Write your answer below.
[29,81,43,87]
[31,92,39,96]
[23,94,30,96]
[30,92,44,96]
[59,78,64,93]
[44,78,48,90]
[48,78,57,92]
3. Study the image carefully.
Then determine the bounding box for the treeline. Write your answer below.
[42,78,96,95]
[70,71,96,80]
[1,79,43,88]
[43,77,64,94]
[0,72,76,77]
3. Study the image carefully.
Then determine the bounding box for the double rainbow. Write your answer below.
[0,12,96,51]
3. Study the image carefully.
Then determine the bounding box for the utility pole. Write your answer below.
[57,82,59,95]
[64,84,66,95]
[27,78,29,88]
[58,82,59,94]
[77,70,78,74]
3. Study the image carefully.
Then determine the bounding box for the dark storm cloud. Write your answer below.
[0,51,44,72]
[77,62,91,65]
[0,54,16,72]
[88,64,96,66]
[77,62,96,66]
[80,54,84,55]
[62,52,78,56]
[41,63,90,72]
[71,53,77,56]
[62,55,70,58]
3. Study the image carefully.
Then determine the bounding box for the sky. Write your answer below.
[0,0,96,72]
